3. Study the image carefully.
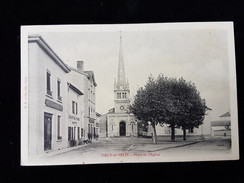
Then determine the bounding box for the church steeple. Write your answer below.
[117,32,126,86]
[115,32,129,91]
[114,32,130,113]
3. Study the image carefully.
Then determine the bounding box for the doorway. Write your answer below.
[119,121,126,136]
[44,113,52,151]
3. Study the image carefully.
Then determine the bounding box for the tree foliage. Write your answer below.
[130,74,208,142]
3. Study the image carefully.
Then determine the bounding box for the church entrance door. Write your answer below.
[119,121,126,136]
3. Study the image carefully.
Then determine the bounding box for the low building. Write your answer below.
[210,111,231,137]
[140,110,212,137]
[67,82,84,146]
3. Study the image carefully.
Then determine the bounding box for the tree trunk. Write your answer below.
[183,127,186,141]
[152,121,157,144]
[171,125,175,142]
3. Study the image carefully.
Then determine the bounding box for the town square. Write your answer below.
[21,23,239,165]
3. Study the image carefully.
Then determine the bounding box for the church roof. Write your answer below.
[108,108,115,114]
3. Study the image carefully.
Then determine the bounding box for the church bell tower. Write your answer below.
[114,32,130,113]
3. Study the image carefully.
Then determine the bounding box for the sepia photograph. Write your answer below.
[21,22,239,165]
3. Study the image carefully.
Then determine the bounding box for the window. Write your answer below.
[88,124,90,133]
[81,128,83,137]
[124,92,127,98]
[72,101,78,115]
[46,71,52,96]
[74,127,76,140]
[117,92,121,99]
[78,127,80,139]
[88,89,90,100]
[72,101,75,114]
[57,116,62,140]
[112,125,113,131]
[57,79,61,101]
[88,106,90,117]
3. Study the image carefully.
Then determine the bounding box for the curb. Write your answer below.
[42,143,90,158]
[44,139,102,157]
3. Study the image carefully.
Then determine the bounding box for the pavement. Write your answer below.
[40,142,90,158]
[41,135,216,158]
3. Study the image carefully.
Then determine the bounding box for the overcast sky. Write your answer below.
[32,24,232,120]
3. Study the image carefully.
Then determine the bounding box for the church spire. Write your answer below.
[117,31,126,86]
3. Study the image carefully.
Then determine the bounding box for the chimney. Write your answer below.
[77,61,84,72]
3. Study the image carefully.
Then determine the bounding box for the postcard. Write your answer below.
[21,22,239,165]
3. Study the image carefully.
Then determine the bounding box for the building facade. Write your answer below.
[84,70,97,140]
[106,34,138,137]
[140,109,212,137]
[27,35,98,157]
[99,114,108,137]
[28,35,70,156]
[67,63,87,146]
[95,112,101,139]
[210,111,231,137]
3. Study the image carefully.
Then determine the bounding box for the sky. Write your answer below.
[32,24,233,120]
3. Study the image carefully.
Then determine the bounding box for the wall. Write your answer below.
[28,41,69,156]
[99,114,107,138]
[152,112,212,136]
[107,114,137,137]
[67,69,85,141]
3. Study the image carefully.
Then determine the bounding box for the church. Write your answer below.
[100,33,138,137]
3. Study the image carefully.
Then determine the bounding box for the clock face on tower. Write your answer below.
[120,105,125,111]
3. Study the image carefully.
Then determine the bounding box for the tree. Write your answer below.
[172,78,207,141]
[129,76,166,144]
[130,74,208,143]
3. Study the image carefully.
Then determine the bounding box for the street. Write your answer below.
[35,136,232,165]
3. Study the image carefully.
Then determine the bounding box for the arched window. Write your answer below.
[112,124,113,131]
